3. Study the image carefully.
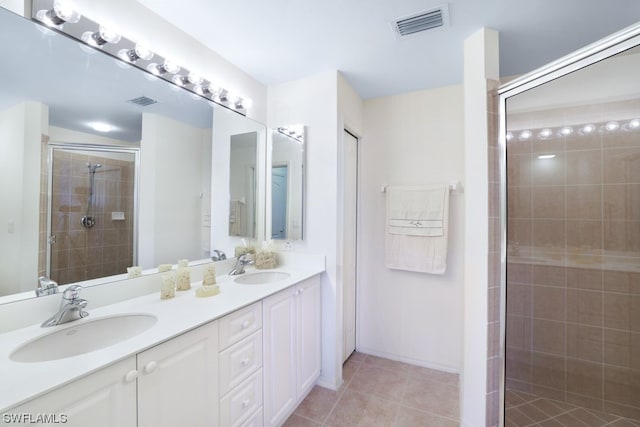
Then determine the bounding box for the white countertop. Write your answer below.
[0,257,324,412]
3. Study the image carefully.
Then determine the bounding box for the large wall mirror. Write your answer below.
[0,6,266,302]
[270,125,305,240]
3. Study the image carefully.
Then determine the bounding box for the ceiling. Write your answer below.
[137,0,640,99]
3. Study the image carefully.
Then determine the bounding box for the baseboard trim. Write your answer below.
[355,347,460,374]
[316,374,342,391]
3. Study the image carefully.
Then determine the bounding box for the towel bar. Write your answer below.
[380,181,463,194]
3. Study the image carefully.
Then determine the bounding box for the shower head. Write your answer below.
[87,163,103,173]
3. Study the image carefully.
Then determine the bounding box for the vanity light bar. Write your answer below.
[31,0,251,115]
[277,125,305,143]
[507,117,640,142]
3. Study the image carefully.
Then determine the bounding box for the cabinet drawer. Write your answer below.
[220,369,263,427]
[219,330,263,395]
[240,408,263,427]
[219,302,262,349]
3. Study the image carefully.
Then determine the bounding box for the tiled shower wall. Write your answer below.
[504,99,640,421]
[45,150,135,284]
[487,80,502,427]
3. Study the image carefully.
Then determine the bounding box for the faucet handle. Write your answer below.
[212,249,227,261]
[62,285,83,301]
[36,277,59,297]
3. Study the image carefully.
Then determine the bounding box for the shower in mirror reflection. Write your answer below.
[46,146,138,286]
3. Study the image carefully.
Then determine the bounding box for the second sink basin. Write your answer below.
[10,313,157,363]
[234,271,290,285]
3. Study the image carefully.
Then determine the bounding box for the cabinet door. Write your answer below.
[262,286,297,427]
[4,358,136,427]
[296,276,322,397]
[137,321,219,427]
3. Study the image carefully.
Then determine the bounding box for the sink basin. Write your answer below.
[234,271,290,285]
[10,314,157,363]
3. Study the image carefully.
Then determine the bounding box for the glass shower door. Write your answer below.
[504,45,640,425]
[47,146,137,285]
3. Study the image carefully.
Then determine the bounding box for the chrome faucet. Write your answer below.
[229,254,253,276]
[42,285,89,327]
[36,276,59,297]
[212,249,227,261]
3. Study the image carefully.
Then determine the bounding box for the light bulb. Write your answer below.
[163,61,180,74]
[582,124,595,134]
[506,132,514,141]
[98,26,121,44]
[187,73,203,85]
[134,45,153,61]
[519,130,532,140]
[605,121,619,131]
[36,1,81,27]
[539,128,553,139]
[171,75,189,86]
[560,126,573,136]
[629,119,640,129]
[53,0,81,23]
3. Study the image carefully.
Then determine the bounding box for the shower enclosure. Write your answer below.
[46,145,138,285]
[501,30,640,425]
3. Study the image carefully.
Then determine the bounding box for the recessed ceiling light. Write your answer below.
[560,126,573,136]
[605,121,619,131]
[90,122,114,132]
[519,130,532,140]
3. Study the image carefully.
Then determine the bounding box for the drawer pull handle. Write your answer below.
[241,357,250,367]
[144,361,158,374]
[124,370,138,383]
[242,399,251,409]
[241,320,251,329]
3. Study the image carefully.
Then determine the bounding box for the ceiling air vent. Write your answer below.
[127,96,157,107]
[392,4,449,38]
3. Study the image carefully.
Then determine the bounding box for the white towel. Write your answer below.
[385,185,450,274]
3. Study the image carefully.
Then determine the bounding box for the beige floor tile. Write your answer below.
[362,355,413,372]
[403,377,459,420]
[283,414,323,427]
[294,385,342,423]
[347,352,368,363]
[347,365,408,401]
[325,391,368,427]
[407,365,459,387]
[393,406,458,427]
[343,358,361,383]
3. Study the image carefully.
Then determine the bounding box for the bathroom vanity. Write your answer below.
[0,254,324,427]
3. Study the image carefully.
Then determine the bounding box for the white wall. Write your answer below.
[0,102,46,295]
[11,0,267,122]
[267,70,340,389]
[358,85,465,371]
[461,27,499,427]
[139,113,211,267]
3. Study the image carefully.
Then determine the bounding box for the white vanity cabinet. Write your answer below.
[4,357,137,427]
[137,320,219,427]
[3,321,219,427]
[218,302,263,427]
[263,275,321,427]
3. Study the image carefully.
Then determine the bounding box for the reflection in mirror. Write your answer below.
[0,7,266,303]
[229,132,258,238]
[47,144,139,286]
[271,125,305,240]
[211,107,266,255]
